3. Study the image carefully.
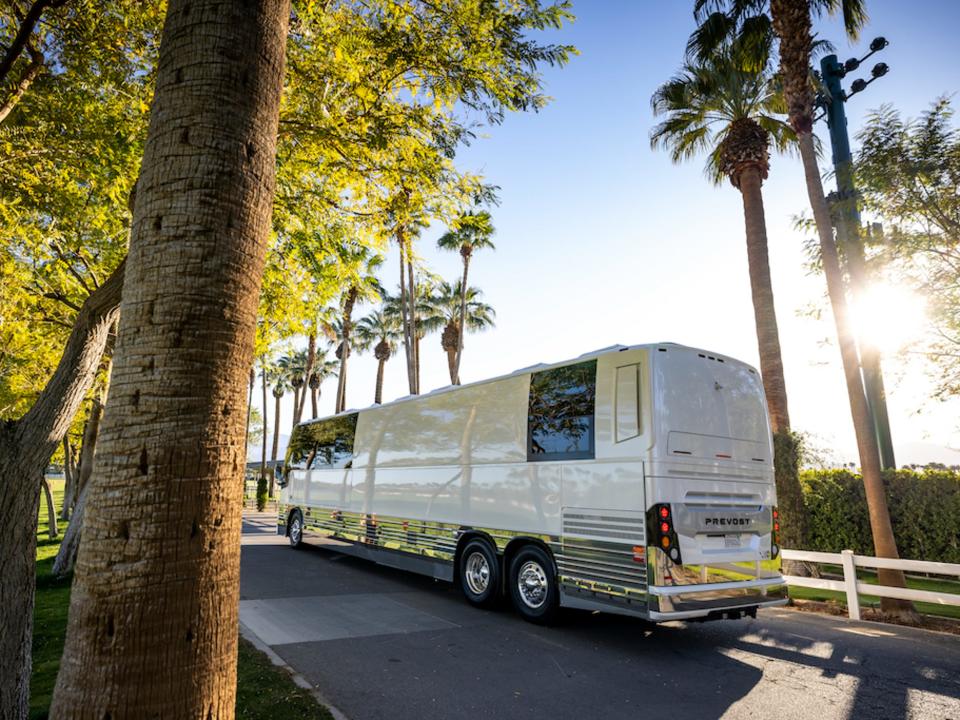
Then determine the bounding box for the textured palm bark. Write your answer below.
[0,258,123,720]
[453,250,471,385]
[796,134,912,613]
[300,333,316,424]
[269,388,281,496]
[336,288,357,413]
[261,364,269,487]
[49,1,290,715]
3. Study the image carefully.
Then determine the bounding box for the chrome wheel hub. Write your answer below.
[464,552,491,595]
[517,560,548,609]
[290,516,302,544]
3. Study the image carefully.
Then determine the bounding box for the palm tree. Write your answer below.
[50,0,290,711]
[427,280,495,385]
[689,0,911,615]
[277,350,307,431]
[356,306,403,404]
[307,348,338,419]
[269,367,287,497]
[437,210,496,384]
[650,51,810,561]
[332,248,384,413]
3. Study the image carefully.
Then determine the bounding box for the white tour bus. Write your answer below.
[278,343,786,624]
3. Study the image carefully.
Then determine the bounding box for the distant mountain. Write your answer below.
[248,433,290,463]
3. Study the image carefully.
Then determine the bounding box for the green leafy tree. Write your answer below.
[856,99,960,398]
[437,210,496,385]
[650,50,809,561]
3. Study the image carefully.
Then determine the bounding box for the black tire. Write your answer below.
[288,509,304,549]
[458,538,500,608]
[508,545,559,624]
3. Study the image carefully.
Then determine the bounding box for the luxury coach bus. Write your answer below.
[278,343,786,624]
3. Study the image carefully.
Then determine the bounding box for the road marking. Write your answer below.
[239,593,458,646]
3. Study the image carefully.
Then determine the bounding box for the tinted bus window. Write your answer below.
[527,360,597,461]
[286,413,358,471]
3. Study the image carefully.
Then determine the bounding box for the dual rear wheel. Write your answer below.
[458,539,558,623]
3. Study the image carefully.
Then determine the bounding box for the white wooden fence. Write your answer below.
[781,549,960,620]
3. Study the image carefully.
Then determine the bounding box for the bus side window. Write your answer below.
[285,413,358,470]
[615,363,641,442]
[527,360,597,462]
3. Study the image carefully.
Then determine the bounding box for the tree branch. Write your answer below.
[0,41,44,125]
[0,0,65,87]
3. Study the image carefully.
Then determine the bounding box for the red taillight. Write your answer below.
[660,522,670,534]
[774,522,780,532]
[773,509,779,519]
[659,507,669,519]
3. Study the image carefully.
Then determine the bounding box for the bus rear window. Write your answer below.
[286,413,358,470]
[527,360,597,462]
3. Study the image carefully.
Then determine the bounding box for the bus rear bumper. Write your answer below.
[647,576,787,621]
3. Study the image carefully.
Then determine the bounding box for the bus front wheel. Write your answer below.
[458,538,500,608]
[288,509,304,549]
[508,545,558,624]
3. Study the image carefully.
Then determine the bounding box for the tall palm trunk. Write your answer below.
[336,288,357,413]
[50,2,289,715]
[769,0,911,615]
[0,258,123,720]
[796,135,909,603]
[301,333,316,423]
[270,389,281,496]
[407,255,419,394]
[375,358,386,404]
[397,233,416,394]
[738,166,808,560]
[453,253,470,384]
[261,366,269,486]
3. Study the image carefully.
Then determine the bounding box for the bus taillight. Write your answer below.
[649,503,682,565]
[771,506,781,558]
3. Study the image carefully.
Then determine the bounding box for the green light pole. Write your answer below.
[818,38,896,470]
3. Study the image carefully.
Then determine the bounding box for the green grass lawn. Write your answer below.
[32,478,331,720]
[787,563,960,620]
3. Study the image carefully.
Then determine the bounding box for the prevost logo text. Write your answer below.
[704,517,752,527]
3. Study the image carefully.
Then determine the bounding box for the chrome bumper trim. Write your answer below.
[648,597,788,621]
[649,575,784,597]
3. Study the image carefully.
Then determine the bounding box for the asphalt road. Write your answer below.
[239,513,960,720]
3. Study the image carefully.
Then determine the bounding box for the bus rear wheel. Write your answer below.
[508,545,558,624]
[458,538,500,608]
[288,509,304,549]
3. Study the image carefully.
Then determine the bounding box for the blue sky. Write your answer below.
[260,1,960,466]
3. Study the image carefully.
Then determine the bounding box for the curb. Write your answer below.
[239,621,350,720]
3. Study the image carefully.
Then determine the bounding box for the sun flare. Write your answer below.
[850,283,928,355]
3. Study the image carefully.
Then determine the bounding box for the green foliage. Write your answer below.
[856,99,960,398]
[650,49,793,185]
[256,475,269,512]
[801,468,960,563]
[0,2,161,420]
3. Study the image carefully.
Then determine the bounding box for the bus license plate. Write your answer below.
[724,534,741,548]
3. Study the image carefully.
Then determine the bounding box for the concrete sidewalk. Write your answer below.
[239,511,960,720]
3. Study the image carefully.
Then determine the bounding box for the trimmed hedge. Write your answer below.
[801,469,960,563]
